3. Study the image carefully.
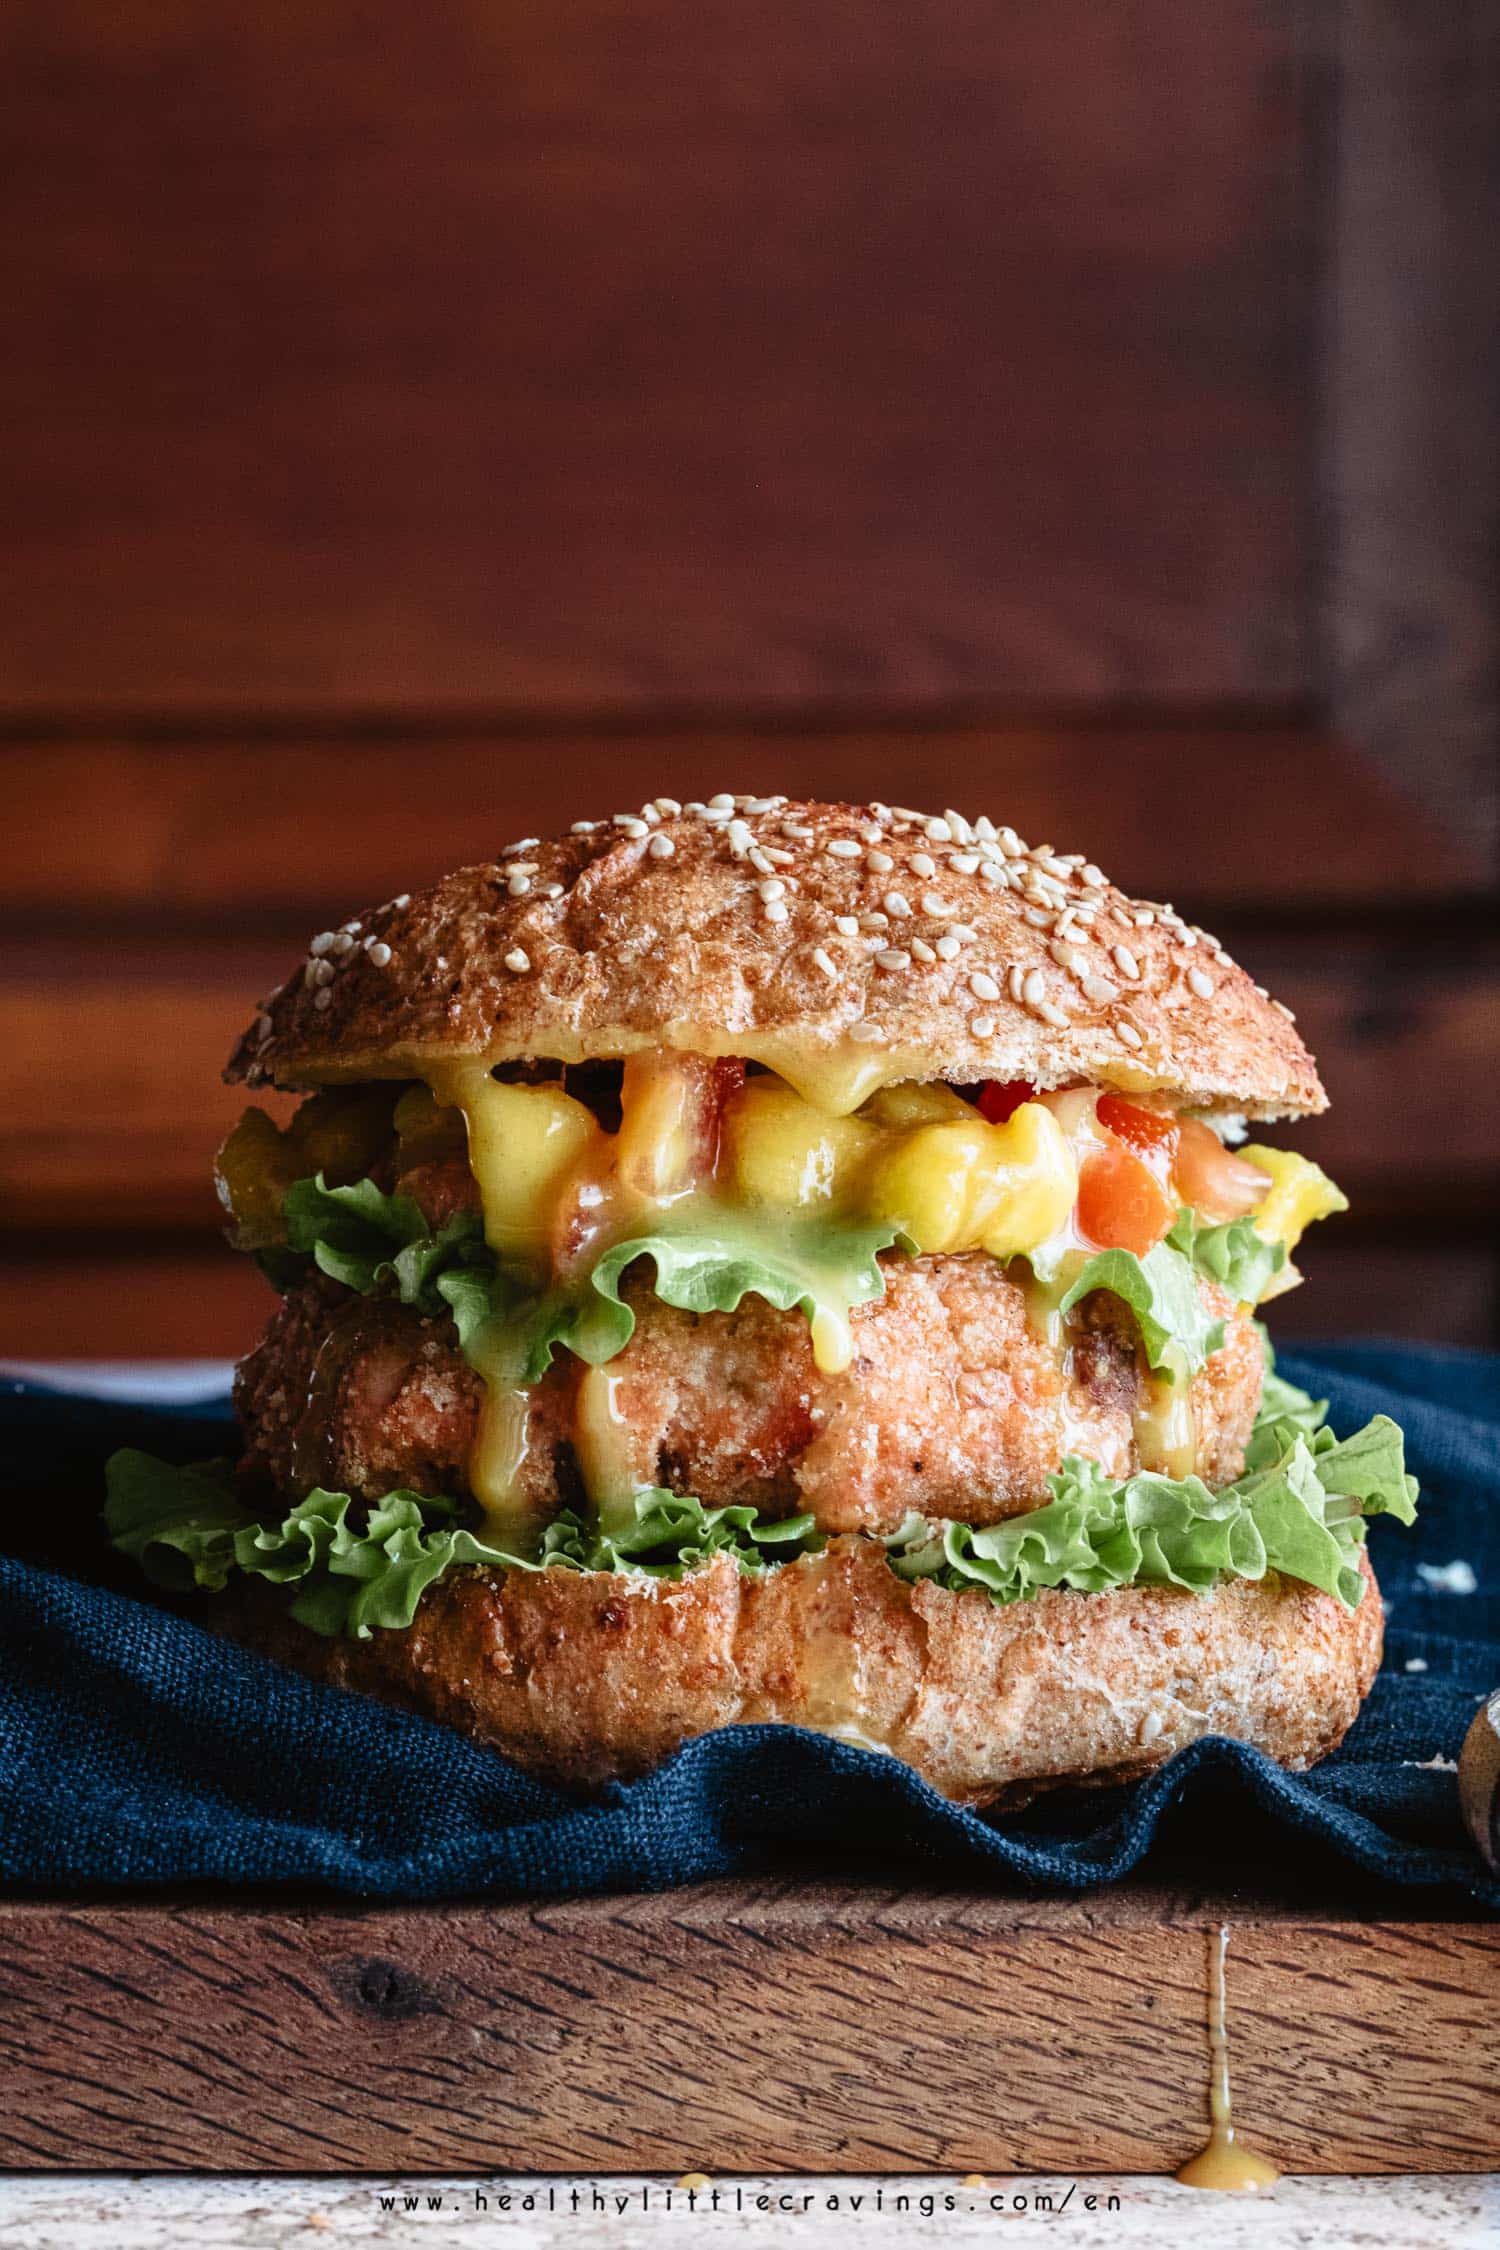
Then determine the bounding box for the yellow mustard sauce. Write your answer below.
[1175,1924,1281,2192]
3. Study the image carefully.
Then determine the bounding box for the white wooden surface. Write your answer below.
[0,2175,1493,2249]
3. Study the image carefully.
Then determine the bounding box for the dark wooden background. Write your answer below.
[1,1,1495,1358]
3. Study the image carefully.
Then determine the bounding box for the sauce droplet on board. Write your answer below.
[1175,1925,1281,2192]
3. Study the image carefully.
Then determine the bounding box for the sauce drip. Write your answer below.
[1175,1925,1280,2192]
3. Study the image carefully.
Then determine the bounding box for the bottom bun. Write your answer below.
[216,1536,1383,1808]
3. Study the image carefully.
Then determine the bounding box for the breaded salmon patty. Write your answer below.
[235,1253,1263,1537]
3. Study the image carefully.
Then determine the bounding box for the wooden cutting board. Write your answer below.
[1,1874,1494,2176]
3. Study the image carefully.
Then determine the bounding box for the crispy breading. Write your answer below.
[235,1254,1263,1533]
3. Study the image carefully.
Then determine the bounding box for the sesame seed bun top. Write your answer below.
[226,795,1325,1117]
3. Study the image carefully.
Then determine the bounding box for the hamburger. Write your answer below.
[105,796,1417,1806]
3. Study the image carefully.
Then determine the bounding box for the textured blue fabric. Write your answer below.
[1,1349,1496,1905]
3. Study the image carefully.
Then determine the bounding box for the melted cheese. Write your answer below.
[1134,1348,1198,1480]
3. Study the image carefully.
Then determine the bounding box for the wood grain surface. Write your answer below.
[0,4,1304,714]
[0,1880,1494,2174]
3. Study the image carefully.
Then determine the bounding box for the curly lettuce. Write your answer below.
[104,1449,821,1640]
[887,1369,1416,1612]
[270,1172,899,1388]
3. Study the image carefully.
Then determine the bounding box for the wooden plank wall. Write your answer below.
[0,2,1494,1357]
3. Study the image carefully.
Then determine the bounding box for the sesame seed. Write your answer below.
[313,958,336,987]
[1112,944,1141,980]
[977,859,1003,884]
[763,846,794,866]
[640,804,661,824]
[884,890,912,918]
[748,846,774,875]
[503,839,539,856]
[827,838,863,859]
[1082,975,1118,1004]
[648,833,676,859]
[922,891,954,919]
[969,1013,996,1039]
[570,820,598,834]
[909,852,936,879]
[949,923,978,942]
[925,818,952,843]
[308,931,337,957]
[1050,941,1087,974]
[1036,999,1070,1029]
[312,988,333,1011]
[877,948,911,971]
[618,817,649,838]
[1214,948,1234,968]
[849,1019,884,1043]
[727,821,754,854]
[1022,968,1045,1006]
[542,882,565,898]
[835,914,860,936]
[858,824,884,845]
[997,828,1025,857]
[758,877,786,901]
[969,971,1001,1002]
[1023,907,1053,928]
[1254,983,1269,999]
[255,1012,273,1040]
[367,940,392,968]
[1272,998,1296,1020]
[709,792,736,810]
[1117,1021,1144,1048]
[1132,909,1156,927]
[935,933,961,961]
[1081,864,1106,888]
[1187,967,1215,999]
[812,947,839,979]
[974,815,997,842]
[782,821,815,839]
[860,911,889,931]
[1176,928,1198,949]
[892,806,923,823]
[393,893,411,910]
[867,849,895,874]
[910,937,936,963]
[507,873,532,896]
[950,853,981,875]
[654,797,682,817]
[945,810,973,843]
[763,899,789,924]
[330,930,357,956]
[504,948,531,973]
[1007,966,1024,1001]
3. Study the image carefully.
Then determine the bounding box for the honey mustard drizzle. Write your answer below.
[1175,1924,1280,2192]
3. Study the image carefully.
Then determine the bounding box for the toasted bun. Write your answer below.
[228,797,1323,1117]
[217,1539,1380,1808]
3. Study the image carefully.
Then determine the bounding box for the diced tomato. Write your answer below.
[1076,1136,1178,1255]
[978,1078,1037,1125]
[1095,1094,1180,1184]
[1172,1114,1269,1223]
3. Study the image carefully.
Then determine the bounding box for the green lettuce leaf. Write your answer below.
[888,1384,1417,1613]
[508,1219,901,1385]
[272,1173,899,1391]
[1055,1238,1225,1373]
[104,1450,822,1639]
[281,1174,491,1313]
[1168,1209,1287,1305]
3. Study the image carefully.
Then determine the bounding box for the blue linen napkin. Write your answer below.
[1,1347,1495,1904]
